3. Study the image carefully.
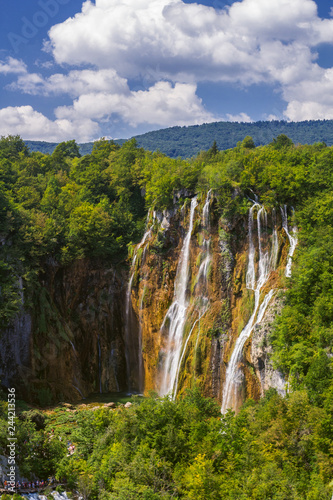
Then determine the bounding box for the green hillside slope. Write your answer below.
[25,119,333,158]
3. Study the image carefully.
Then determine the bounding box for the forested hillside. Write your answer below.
[133,119,333,157]
[0,133,333,498]
[26,119,333,158]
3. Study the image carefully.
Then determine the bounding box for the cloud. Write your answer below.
[4,0,333,142]
[1,81,215,142]
[283,67,333,120]
[46,0,333,84]
[285,101,333,121]
[55,81,216,128]
[226,112,252,122]
[0,57,27,75]
[41,0,333,126]
[0,106,99,142]
[9,69,129,97]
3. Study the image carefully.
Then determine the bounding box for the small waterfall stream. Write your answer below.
[159,197,198,397]
[281,205,298,277]
[221,203,278,413]
[197,190,212,290]
[72,384,84,399]
[203,189,212,227]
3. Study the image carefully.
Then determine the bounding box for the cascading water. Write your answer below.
[72,384,84,399]
[173,311,201,397]
[124,212,153,392]
[197,239,211,285]
[159,197,198,397]
[281,205,298,277]
[203,189,212,227]
[271,208,279,270]
[198,190,212,291]
[165,192,212,397]
[221,203,278,414]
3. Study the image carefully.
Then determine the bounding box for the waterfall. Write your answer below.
[197,239,211,286]
[198,190,213,291]
[124,212,152,392]
[270,208,279,270]
[203,189,212,227]
[221,203,278,414]
[72,384,84,399]
[169,192,213,397]
[69,341,77,355]
[281,205,298,277]
[159,197,198,397]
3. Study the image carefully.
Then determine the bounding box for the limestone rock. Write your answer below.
[104,402,116,408]
[251,294,286,397]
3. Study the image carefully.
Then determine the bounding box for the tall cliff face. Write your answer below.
[0,260,129,404]
[128,194,230,400]
[128,193,293,410]
[0,193,293,409]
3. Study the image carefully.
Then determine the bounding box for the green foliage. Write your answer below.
[0,260,21,327]
[2,495,12,500]
[241,135,256,149]
[3,389,331,498]
[21,409,46,430]
[0,137,150,323]
[37,387,53,407]
[52,140,81,161]
[0,135,29,159]
[129,119,333,158]
[271,186,333,407]
[24,120,333,159]
[271,133,294,149]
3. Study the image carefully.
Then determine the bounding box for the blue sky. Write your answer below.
[0,0,333,142]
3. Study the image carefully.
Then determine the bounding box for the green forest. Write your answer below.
[26,119,333,158]
[0,133,333,498]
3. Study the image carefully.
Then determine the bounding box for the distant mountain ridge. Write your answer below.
[25,119,333,158]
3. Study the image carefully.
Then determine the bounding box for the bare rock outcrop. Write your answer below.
[251,294,286,397]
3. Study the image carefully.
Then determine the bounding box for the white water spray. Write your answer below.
[197,239,211,285]
[159,197,198,397]
[171,193,213,397]
[203,189,212,228]
[221,204,278,413]
[281,205,298,277]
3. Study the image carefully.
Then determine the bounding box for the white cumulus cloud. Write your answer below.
[3,0,333,141]
[55,81,216,128]
[0,106,99,142]
[0,58,27,75]
[9,69,129,98]
[42,0,333,126]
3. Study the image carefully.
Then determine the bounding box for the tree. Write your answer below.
[241,136,256,149]
[271,134,294,149]
[208,140,219,157]
[52,140,81,162]
[0,135,29,159]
